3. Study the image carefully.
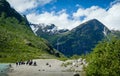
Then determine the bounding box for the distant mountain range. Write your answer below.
[31,19,111,56]
[30,23,69,35]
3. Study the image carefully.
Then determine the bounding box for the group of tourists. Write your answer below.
[16,60,37,66]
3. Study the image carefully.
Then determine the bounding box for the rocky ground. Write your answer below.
[8,59,87,76]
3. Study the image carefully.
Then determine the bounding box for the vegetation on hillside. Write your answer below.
[0,0,61,62]
[111,30,120,39]
[86,39,120,76]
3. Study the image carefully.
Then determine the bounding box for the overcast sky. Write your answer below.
[7,0,120,30]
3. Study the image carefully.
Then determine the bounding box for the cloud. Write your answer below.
[73,3,120,30]
[110,0,120,6]
[27,10,80,29]
[6,0,120,30]
[27,2,120,30]
[7,0,54,13]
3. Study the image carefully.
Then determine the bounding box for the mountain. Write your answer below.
[30,23,69,45]
[30,23,69,35]
[0,0,61,62]
[35,19,110,56]
[57,19,110,56]
[0,0,24,22]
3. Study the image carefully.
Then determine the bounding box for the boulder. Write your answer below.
[73,73,80,76]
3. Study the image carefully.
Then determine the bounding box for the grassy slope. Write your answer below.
[0,0,59,62]
[0,15,58,63]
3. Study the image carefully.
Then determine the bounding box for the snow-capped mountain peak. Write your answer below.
[30,23,69,35]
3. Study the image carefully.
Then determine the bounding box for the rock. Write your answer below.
[82,59,86,65]
[46,63,49,65]
[73,73,80,76]
[77,58,82,62]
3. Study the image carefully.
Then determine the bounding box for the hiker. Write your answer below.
[33,61,37,66]
[26,60,30,65]
[18,61,21,65]
[16,62,18,66]
[29,60,33,65]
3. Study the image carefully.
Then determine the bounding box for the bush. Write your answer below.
[86,39,120,76]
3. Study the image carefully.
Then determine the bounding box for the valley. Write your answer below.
[0,0,120,76]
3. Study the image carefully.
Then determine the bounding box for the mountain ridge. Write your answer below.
[30,23,69,35]
[0,0,23,22]
[34,18,111,56]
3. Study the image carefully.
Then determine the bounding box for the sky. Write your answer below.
[7,0,120,30]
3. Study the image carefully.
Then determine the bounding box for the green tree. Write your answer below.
[86,39,120,76]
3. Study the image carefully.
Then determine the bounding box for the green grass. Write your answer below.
[0,11,58,62]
